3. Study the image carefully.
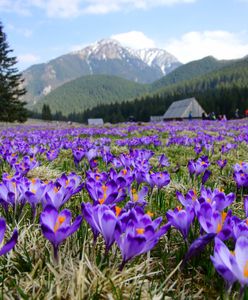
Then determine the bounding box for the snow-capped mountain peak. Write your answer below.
[130,48,180,75]
[75,38,181,74]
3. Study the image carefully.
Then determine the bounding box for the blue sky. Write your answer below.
[1,0,248,70]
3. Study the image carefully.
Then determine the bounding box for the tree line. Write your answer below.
[0,21,27,122]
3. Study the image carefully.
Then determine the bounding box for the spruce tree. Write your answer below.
[0,21,27,122]
[42,104,52,121]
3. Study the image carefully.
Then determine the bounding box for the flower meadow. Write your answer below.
[0,119,248,299]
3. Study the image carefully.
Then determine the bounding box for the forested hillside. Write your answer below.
[151,56,234,90]
[32,75,149,116]
[69,56,248,123]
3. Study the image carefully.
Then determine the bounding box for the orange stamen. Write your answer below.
[122,169,127,175]
[136,228,145,234]
[221,212,227,223]
[102,185,107,193]
[216,222,222,233]
[99,198,105,205]
[147,211,154,217]
[192,190,197,201]
[133,193,138,202]
[115,206,122,217]
[54,216,66,232]
[244,260,248,278]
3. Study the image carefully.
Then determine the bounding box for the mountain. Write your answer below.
[23,39,181,105]
[129,48,180,75]
[32,74,149,116]
[151,56,235,91]
[76,55,248,123]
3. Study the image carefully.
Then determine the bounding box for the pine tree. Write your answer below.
[42,104,52,121]
[0,21,27,122]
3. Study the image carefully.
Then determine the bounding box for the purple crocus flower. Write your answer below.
[72,148,85,167]
[231,217,248,241]
[85,179,124,205]
[202,169,212,185]
[158,154,170,167]
[42,173,84,209]
[210,236,248,288]
[0,176,26,213]
[197,202,232,240]
[233,171,248,188]
[0,218,18,256]
[145,171,170,189]
[40,205,82,260]
[81,203,121,250]
[199,186,235,211]
[233,162,248,188]
[24,178,48,218]
[194,143,203,155]
[188,156,210,176]
[115,207,170,269]
[221,143,237,154]
[176,189,199,210]
[166,206,194,240]
[46,149,60,161]
[210,237,237,288]
[216,159,227,170]
[125,186,148,209]
[13,156,39,176]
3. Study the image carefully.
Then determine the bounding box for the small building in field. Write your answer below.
[163,97,205,120]
[150,115,164,122]
[88,118,104,126]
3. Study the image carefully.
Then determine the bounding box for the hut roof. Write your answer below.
[163,97,205,119]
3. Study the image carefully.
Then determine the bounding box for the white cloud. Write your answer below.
[6,23,33,38]
[165,31,248,63]
[0,0,31,15]
[111,31,156,49]
[0,0,198,17]
[18,54,40,64]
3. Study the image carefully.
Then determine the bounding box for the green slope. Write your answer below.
[78,55,248,122]
[151,56,235,91]
[153,55,248,95]
[31,74,149,116]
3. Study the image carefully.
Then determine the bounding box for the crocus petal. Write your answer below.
[40,205,58,231]
[0,229,18,256]
[244,196,248,218]
[234,236,248,283]
[122,234,146,263]
[99,210,117,249]
[0,218,6,245]
[183,233,216,264]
